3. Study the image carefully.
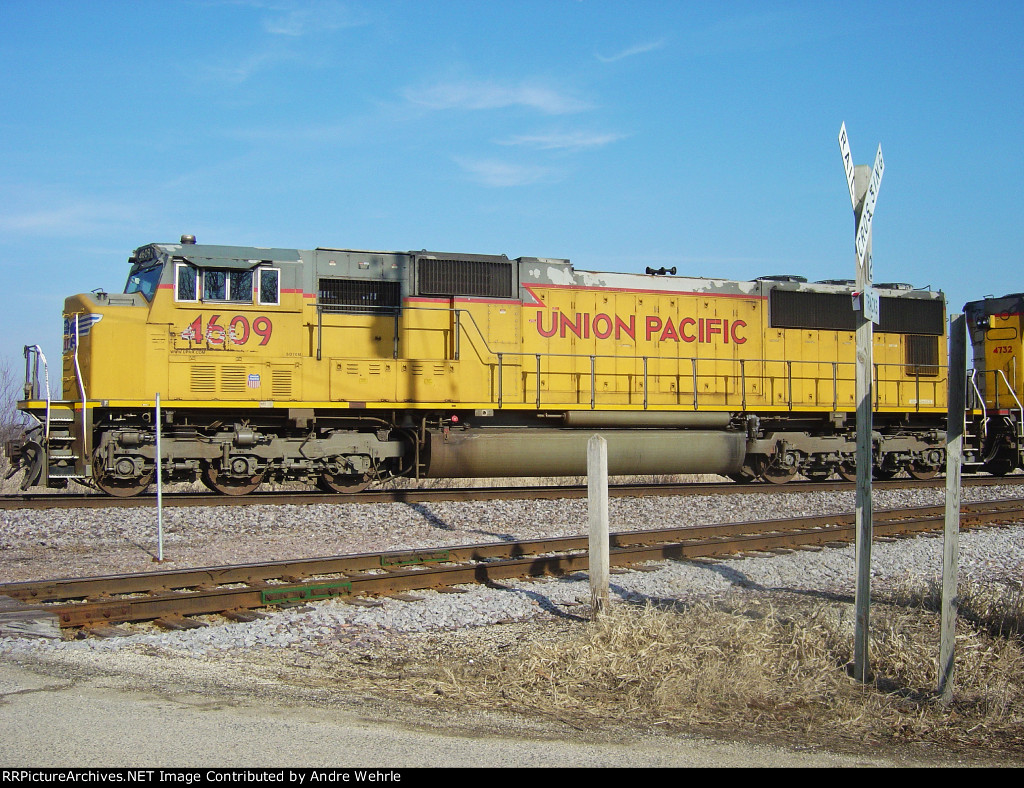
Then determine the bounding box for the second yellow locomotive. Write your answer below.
[12,235,951,495]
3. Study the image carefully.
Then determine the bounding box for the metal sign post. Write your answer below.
[839,124,884,683]
[939,314,967,703]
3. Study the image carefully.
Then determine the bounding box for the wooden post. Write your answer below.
[588,434,610,617]
[939,314,966,702]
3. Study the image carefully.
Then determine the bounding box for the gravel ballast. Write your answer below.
[2,483,1023,657]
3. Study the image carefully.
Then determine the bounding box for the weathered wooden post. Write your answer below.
[588,434,610,617]
[939,314,966,703]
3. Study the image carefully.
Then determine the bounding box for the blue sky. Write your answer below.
[1,0,1022,371]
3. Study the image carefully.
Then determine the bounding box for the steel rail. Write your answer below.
[1,474,1020,511]
[3,498,1023,632]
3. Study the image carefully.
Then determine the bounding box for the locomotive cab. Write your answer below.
[964,293,1024,475]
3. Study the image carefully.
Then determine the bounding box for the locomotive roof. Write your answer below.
[138,240,940,299]
[964,292,1024,314]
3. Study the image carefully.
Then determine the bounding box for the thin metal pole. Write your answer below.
[643,357,648,410]
[155,392,164,563]
[536,354,541,407]
[497,353,503,408]
[590,356,596,409]
[455,309,461,360]
[939,314,966,703]
[692,358,698,410]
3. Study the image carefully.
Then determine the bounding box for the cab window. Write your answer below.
[258,268,280,305]
[124,264,162,301]
[175,263,199,302]
[204,269,253,303]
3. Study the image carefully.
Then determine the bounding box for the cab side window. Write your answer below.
[258,268,280,305]
[175,263,199,302]
[204,269,253,303]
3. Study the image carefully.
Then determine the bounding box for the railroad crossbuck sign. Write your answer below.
[838,122,884,324]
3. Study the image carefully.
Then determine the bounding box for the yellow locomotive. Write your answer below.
[964,292,1024,476]
[10,235,953,495]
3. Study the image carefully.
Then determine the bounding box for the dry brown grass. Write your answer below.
[395,587,1024,758]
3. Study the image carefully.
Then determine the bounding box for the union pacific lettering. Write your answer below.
[535,311,746,344]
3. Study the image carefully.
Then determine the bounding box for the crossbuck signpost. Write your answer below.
[839,123,884,682]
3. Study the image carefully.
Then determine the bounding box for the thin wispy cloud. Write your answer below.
[497,130,626,152]
[595,39,667,63]
[454,158,552,187]
[199,48,296,84]
[260,1,369,36]
[0,197,142,236]
[403,80,592,115]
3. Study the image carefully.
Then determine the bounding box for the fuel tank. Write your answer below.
[424,428,745,478]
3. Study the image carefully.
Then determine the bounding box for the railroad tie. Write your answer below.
[78,625,132,639]
[154,615,208,631]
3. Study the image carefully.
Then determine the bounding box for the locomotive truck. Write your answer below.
[6,235,1011,497]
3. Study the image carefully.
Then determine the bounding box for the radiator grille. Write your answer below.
[191,366,215,394]
[272,370,292,398]
[770,289,944,335]
[906,335,940,377]
[318,278,401,314]
[220,366,247,393]
[418,258,513,299]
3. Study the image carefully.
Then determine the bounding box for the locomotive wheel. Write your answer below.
[837,462,858,482]
[93,460,154,497]
[729,456,767,484]
[761,464,798,484]
[908,462,939,481]
[316,472,372,493]
[201,465,265,496]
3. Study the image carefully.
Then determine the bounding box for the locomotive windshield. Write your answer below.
[124,262,163,301]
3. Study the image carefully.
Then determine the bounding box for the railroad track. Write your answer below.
[3,497,1023,638]
[2,474,1021,510]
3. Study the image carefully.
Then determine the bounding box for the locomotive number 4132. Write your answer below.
[181,314,273,346]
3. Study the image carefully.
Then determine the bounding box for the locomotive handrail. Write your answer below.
[990,368,1023,414]
[311,302,949,413]
[439,305,947,413]
[67,312,91,473]
[22,345,51,441]
[968,370,988,439]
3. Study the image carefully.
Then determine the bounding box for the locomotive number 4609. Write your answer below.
[181,314,273,346]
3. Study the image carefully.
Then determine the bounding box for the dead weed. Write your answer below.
[396,591,1024,756]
